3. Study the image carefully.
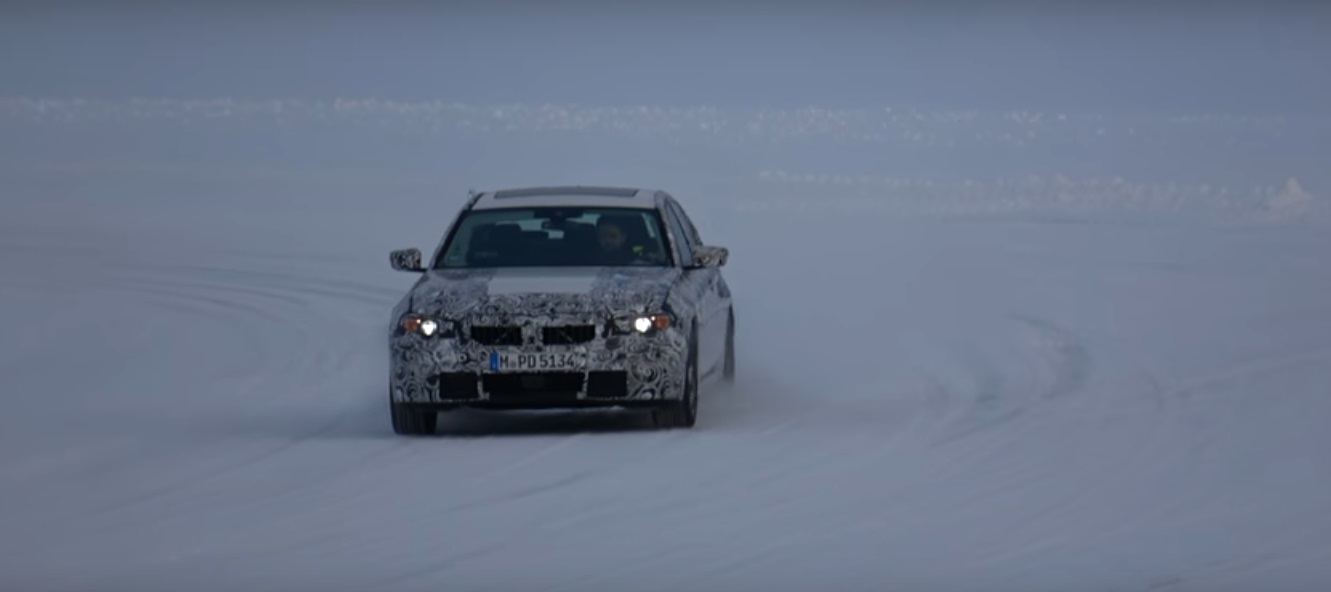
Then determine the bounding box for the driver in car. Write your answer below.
[596,215,649,265]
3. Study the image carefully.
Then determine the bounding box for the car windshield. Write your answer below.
[433,206,674,268]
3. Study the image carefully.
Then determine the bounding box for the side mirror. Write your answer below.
[390,248,426,273]
[690,245,729,269]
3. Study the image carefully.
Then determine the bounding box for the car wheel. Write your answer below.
[390,398,438,436]
[722,307,736,384]
[652,329,699,429]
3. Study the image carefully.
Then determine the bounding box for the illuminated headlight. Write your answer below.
[399,313,454,338]
[419,319,440,336]
[615,313,672,334]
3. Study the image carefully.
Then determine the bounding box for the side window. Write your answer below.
[661,203,695,265]
[673,199,705,246]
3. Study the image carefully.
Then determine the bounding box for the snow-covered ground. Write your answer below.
[3,99,1331,591]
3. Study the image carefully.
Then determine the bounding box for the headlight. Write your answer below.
[399,313,454,338]
[614,313,672,334]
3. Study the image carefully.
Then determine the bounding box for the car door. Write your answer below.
[674,198,732,375]
[664,197,728,378]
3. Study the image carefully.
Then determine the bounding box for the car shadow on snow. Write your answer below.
[216,377,743,441]
[430,407,657,438]
[195,403,659,442]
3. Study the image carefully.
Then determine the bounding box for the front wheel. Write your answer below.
[390,399,438,435]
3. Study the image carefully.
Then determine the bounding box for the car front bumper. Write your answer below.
[389,325,688,407]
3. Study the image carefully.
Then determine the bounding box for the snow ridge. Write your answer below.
[3,97,1326,147]
[3,97,1327,224]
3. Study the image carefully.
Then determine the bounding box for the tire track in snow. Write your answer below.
[3,243,398,530]
[560,311,1104,590]
[1137,345,1331,480]
[89,438,418,543]
[75,407,362,525]
[91,274,315,382]
[10,233,704,571]
[960,342,1331,586]
[0,236,438,578]
[778,312,1113,575]
[1010,313,1093,402]
[1165,345,1331,403]
[136,261,404,308]
[101,258,401,379]
[928,313,1092,446]
[364,541,512,591]
[9,179,1331,590]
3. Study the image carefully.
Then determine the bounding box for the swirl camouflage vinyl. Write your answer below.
[388,267,707,404]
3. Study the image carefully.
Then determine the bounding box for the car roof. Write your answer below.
[468,185,663,210]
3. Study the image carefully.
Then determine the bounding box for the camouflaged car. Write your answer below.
[386,185,735,435]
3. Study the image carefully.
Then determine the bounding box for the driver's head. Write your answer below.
[597,217,627,251]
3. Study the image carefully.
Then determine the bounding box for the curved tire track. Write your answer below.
[6,244,404,529]
[928,313,1092,446]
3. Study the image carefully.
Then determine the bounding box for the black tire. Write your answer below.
[722,307,736,384]
[652,329,699,429]
[391,400,438,435]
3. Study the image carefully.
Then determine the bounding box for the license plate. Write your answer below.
[489,351,585,372]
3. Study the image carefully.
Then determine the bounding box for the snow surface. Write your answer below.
[3,99,1331,592]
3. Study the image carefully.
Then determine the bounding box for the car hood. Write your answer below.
[405,266,681,320]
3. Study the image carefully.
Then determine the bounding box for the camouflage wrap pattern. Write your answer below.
[388,266,711,404]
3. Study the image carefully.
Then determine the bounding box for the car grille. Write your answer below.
[483,372,584,398]
[476,370,628,399]
[435,372,479,399]
[470,325,522,346]
[468,324,598,346]
[542,324,596,345]
[585,371,628,398]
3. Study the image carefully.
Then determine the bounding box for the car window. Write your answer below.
[662,202,695,265]
[672,199,705,245]
[435,206,673,268]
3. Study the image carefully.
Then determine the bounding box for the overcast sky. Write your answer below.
[3,2,1328,113]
